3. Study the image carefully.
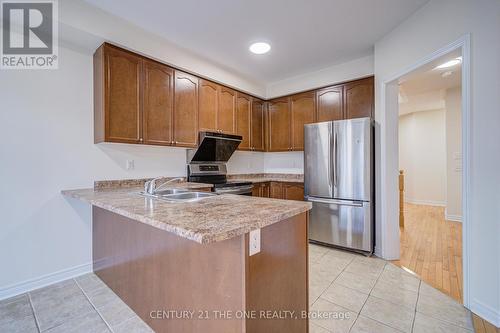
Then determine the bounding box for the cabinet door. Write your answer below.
[143,60,174,145]
[218,87,236,133]
[199,79,218,132]
[268,98,291,151]
[344,77,374,119]
[251,99,265,151]
[270,182,283,199]
[105,46,143,143]
[236,92,251,150]
[173,71,198,147]
[261,182,270,198]
[252,184,262,197]
[290,92,315,151]
[283,184,304,201]
[316,85,343,122]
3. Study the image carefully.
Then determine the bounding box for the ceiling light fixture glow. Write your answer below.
[434,57,462,70]
[249,42,271,54]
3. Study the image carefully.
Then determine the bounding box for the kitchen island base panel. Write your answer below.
[92,206,308,333]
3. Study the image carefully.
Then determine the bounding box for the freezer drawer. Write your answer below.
[307,197,373,252]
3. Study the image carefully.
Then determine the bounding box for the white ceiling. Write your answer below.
[83,0,429,84]
[399,49,462,115]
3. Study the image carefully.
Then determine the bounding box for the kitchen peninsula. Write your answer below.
[62,179,311,333]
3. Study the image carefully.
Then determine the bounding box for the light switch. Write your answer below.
[249,229,261,256]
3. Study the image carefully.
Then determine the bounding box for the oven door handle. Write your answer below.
[215,185,254,194]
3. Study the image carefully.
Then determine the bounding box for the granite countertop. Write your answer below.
[62,183,311,244]
[228,173,304,184]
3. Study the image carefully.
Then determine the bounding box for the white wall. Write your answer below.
[445,87,462,221]
[264,152,304,174]
[266,55,374,98]
[375,0,500,325]
[399,110,447,206]
[59,0,266,98]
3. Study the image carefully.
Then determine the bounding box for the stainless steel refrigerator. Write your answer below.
[304,118,374,253]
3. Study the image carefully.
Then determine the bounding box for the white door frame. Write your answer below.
[378,34,471,307]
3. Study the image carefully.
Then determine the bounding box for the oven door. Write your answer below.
[214,185,254,196]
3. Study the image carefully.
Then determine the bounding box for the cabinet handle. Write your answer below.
[139,138,143,142]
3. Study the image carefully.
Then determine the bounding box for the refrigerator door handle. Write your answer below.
[328,126,332,188]
[306,196,364,207]
[333,131,338,187]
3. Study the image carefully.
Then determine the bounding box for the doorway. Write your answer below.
[377,35,471,308]
[394,49,463,302]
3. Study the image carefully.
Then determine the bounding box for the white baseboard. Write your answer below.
[445,213,463,222]
[404,198,446,207]
[470,299,500,327]
[0,262,92,301]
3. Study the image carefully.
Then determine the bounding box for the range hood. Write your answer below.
[189,131,242,163]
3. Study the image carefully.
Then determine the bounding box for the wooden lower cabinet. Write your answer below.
[269,182,283,199]
[93,207,308,333]
[255,182,304,201]
[271,182,304,200]
[283,183,305,201]
[252,182,270,197]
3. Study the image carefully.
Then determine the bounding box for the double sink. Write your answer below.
[139,188,217,202]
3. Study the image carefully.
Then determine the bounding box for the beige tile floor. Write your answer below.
[309,244,474,333]
[1,243,474,333]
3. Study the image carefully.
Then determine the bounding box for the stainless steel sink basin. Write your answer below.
[139,188,188,197]
[153,188,189,196]
[138,190,217,202]
[160,192,217,202]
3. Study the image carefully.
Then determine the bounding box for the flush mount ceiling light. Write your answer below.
[434,57,462,70]
[249,42,271,54]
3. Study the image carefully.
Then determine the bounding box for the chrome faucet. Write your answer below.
[144,177,184,195]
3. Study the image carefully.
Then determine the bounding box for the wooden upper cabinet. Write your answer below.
[173,71,198,147]
[290,92,315,151]
[316,85,344,122]
[218,87,236,134]
[236,92,251,150]
[268,97,291,152]
[97,44,143,144]
[198,79,218,132]
[344,77,374,119]
[251,99,265,151]
[143,59,174,145]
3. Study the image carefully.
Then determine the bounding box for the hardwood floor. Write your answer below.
[392,203,499,332]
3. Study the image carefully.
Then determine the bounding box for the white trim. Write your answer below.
[444,208,463,222]
[445,214,462,223]
[379,34,471,307]
[0,262,92,301]
[470,299,500,328]
[404,198,446,207]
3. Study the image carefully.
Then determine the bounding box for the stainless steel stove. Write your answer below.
[187,132,253,196]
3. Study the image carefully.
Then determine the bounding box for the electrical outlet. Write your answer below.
[249,229,261,256]
[126,160,135,170]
